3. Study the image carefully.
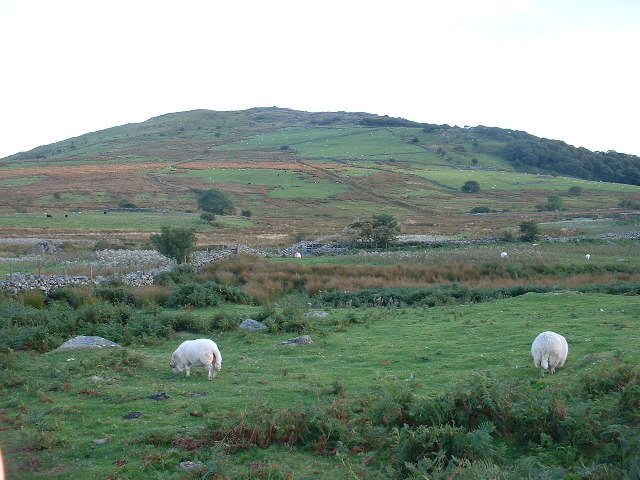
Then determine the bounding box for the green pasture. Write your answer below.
[170,167,350,199]
[274,237,640,267]
[295,128,427,159]
[1,292,638,479]
[0,211,253,231]
[404,165,640,192]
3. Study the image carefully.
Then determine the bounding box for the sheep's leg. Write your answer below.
[207,365,214,380]
[185,365,191,377]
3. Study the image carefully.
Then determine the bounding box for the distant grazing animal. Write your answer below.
[295,252,302,258]
[585,254,591,260]
[500,251,508,259]
[170,339,221,380]
[46,213,52,218]
[531,331,568,374]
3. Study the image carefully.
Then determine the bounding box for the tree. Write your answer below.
[352,214,401,249]
[197,188,234,215]
[462,180,481,193]
[150,226,197,264]
[519,220,540,242]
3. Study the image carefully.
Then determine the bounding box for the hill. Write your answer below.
[1,107,640,248]
[5,107,640,184]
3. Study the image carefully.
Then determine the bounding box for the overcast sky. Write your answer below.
[1,0,639,159]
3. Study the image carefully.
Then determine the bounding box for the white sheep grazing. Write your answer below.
[500,251,508,259]
[531,331,568,374]
[170,339,222,380]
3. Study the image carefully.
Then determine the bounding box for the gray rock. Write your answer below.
[55,336,121,351]
[239,319,269,330]
[279,335,313,346]
[177,461,205,470]
[304,311,329,317]
[31,240,64,254]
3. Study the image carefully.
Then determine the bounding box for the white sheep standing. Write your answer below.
[170,339,222,380]
[531,331,568,375]
[500,251,508,259]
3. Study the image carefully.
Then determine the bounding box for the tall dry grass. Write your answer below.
[202,255,640,301]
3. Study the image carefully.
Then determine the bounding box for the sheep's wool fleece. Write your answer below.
[173,339,222,371]
[531,331,568,373]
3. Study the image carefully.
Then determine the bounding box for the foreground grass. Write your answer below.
[2,292,639,479]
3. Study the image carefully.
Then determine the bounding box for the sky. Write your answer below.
[1,0,639,158]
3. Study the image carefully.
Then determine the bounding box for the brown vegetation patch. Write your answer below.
[202,255,640,303]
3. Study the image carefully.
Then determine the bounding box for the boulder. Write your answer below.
[239,319,269,330]
[54,336,121,351]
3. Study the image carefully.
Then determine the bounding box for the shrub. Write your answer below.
[77,301,134,325]
[200,212,217,224]
[461,180,480,193]
[47,286,93,308]
[118,198,137,208]
[210,312,242,331]
[154,264,198,286]
[207,283,254,304]
[19,290,46,309]
[470,206,491,214]
[165,282,221,308]
[94,284,136,306]
[257,305,311,333]
[132,285,171,306]
[500,230,517,242]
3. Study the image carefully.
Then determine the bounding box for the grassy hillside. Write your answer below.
[1,107,640,248]
[1,274,639,478]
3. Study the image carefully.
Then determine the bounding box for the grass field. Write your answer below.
[0,211,254,231]
[1,292,638,479]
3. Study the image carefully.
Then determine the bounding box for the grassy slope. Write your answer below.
[1,107,639,249]
[2,292,638,479]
